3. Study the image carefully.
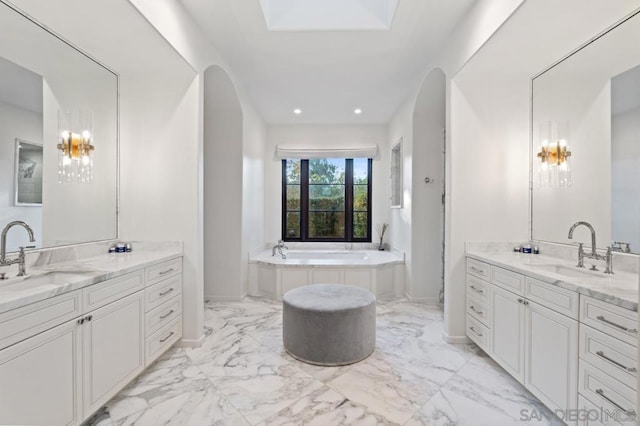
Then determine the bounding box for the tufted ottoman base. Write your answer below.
[283,284,376,366]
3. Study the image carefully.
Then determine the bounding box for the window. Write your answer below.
[283,158,372,242]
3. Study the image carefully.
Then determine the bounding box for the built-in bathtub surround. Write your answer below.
[249,244,404,299]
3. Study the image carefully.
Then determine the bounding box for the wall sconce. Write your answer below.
[537,121,571,188]
[57,110,94,183]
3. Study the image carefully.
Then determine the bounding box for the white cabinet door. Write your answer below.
[0,319,82,426]
[491,285,526,381]
[83,292,144,417]
[525,300,579,413]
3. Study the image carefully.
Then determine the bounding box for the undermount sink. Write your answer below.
[529,264,598,279]
[0,271,84,291]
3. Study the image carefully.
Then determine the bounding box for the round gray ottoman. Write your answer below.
[283,284,376,366]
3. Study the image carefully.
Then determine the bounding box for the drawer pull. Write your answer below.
[595,389,635,416]
[159,268,175,276]
[159,309,175,320]
[596,315,638,334]
[470,305,483,315]
[469,285,484,294]
[595,351,637,373]
[469,326,483,337]
[159,288,174,297]
[470,266,484,274]
[160,331,175,343]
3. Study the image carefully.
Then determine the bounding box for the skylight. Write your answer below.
[259,0,399,31]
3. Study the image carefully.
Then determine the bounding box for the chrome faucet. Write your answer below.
[567,221,613,274]
[272,240,288,259]
[1,221,36,277]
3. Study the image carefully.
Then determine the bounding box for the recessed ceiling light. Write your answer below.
[293,108,302,115]
[354,108,362,115]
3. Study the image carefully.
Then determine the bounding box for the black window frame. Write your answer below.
[282,158,372,243]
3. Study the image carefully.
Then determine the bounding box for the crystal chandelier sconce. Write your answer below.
[57,110,95,183]
[537,121,571,188]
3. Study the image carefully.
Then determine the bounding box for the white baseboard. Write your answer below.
[403,292,440,305]
[204,294,245,302]
[442,330,471,344]
[177,334,205,348]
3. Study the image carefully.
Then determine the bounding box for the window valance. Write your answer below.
[275,145,378,159]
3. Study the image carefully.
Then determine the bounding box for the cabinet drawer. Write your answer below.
[146,258,182,286]
[466,258,490,281]
[83,270,144,312]
[580,296,638,347]
[466,274,490,302]
[577,395,624,426]
[0,290,82,351]
[466,314,490,353]
[579,324,637,390]
[144,275,182,312]
[145,295,182,336]
[466,294,490,326]
[490,265,524,295]
[578,361,637,420]
[525,277,579,319]
[145,317,181,366]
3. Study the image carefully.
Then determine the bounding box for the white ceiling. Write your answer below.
[179,0,476,124]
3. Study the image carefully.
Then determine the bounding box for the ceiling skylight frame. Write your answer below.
[259,0,400,31]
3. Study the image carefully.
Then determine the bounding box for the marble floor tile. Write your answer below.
[92,349,248,426]
[328,350,442,424]
[257,385,396,426]
[213,362,324,424]
[92,297,563,426]
[407,355,562,426]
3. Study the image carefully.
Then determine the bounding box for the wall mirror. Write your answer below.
[0,1,118,253]
[390,138,403,208]
[531,9,640,254]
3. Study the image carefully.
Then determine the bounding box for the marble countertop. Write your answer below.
[0,246,183,315]
[466,250,638,312]
[251,249,404,267]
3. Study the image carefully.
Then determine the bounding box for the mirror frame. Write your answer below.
[1,0,120,253]
[14,138,43,207]
[528,8,640,252]
[390,137,403,209]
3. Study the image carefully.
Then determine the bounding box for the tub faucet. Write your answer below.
[272,240,288,259]
[1,221,36,277]
[567,221,612,273]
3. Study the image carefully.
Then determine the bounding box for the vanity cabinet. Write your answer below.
[466,258,579,421]
[83,292,145,416]
[577,296,637,424]
[490,285,527,381]
[0,256,183,426]
[0,318,82,426]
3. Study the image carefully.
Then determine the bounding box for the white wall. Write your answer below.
[387,0,526,309]
[0,100,42,250]
[241,103,266,293]
[264,124,389,246]
[444,0,640,340]
[128,0,267,306]
[203,65,243,300]
[11,0,203,345]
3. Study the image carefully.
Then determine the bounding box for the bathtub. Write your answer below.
[249,248,404,299]
[284,250,368,260]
